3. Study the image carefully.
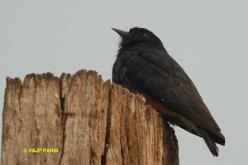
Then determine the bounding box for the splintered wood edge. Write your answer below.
[2,69,179,165]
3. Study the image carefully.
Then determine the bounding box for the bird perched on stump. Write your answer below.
[112,27,225,156]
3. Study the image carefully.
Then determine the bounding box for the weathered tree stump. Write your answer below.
[1,70,179,165]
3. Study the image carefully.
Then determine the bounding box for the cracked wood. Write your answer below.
[1,70,179,165]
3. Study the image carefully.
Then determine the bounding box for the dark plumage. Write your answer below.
[112,27,225,156]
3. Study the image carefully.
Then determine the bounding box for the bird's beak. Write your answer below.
[112,28,129,38]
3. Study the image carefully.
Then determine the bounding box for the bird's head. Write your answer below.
[112,27,162,48]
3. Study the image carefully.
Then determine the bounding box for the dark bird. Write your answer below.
[112,27,225,156]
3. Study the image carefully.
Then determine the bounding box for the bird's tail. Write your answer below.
[201,130,219,156]
[144,96,223,156]
[166,113,221,156]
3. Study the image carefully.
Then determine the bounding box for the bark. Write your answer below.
[1,70,179,165]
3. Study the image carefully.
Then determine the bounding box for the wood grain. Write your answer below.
[1,70,178,165]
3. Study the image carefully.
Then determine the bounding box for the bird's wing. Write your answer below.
[122,48,221,135]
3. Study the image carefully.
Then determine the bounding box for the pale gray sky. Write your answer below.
[1,0,247,164]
